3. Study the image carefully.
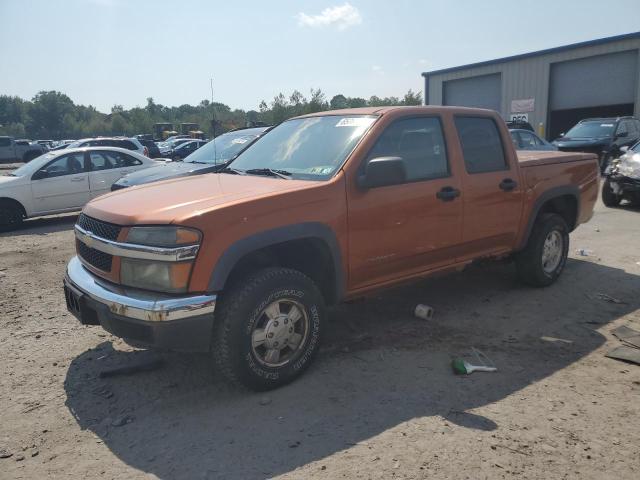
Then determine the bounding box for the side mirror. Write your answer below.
[32,169,48,180]
[616,131,628,139]
[357,156,407,189]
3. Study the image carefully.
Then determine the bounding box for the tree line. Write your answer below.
[0,88,423,140]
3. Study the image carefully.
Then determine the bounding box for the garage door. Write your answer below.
[443,73,502,112]
[548,50,638,139]
[549,50,638,110]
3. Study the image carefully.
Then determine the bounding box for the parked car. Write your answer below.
[0,136,45,163]
[111,127,270,190]
[506,120,534,132]
[0,147,158,230]
[157,138,195,158]
[164,135,190,143]
[66,137,148,157]
[552,117,640,172]
[602,142,640,207]
[509,129,557,151]
[137,139,162,158]
[170,139,208,161]
[64,106,598,390]
[36,140,55,151]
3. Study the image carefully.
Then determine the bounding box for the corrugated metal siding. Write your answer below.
[425,37,640,133]
[443,73,502,110]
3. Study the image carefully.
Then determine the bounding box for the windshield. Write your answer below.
[227,115,377,180]
[565,121,615,138]
[184,131,261,164]
[10,152,56,176]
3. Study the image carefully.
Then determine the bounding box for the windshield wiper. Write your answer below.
[245,168,292,180]
[219,166,246,175]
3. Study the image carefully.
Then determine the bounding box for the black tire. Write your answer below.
[0,199,24,232]
[516,213,569,287]
[601,179,621,207]
[212,267,325,391]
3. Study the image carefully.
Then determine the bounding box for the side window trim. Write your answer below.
[454,115,510,174]
[360,115,451,186]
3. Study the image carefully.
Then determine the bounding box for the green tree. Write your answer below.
[402,89,423,106]
[330,94,348,110]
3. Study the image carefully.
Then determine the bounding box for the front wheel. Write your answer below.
[0,200,24,232]
[516,213,569,287]
[212,267,325,390]
[601,179,622,207]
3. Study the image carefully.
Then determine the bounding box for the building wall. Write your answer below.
[424,37,640,137]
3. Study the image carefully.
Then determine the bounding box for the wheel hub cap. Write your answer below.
[542,230,563,274]
[251,299,309,368]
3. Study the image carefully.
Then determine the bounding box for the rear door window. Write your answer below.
[89,152,115,171]
[455,117,507,173]
[0,138,11,147]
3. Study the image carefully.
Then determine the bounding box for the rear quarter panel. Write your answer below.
[515,155,598,248]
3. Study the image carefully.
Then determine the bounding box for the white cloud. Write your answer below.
[372,65,384,75]
[297,3,362,30]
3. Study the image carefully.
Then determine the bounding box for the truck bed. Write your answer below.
[517,150,596,167]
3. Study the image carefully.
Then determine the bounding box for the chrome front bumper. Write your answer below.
[63,256,217,351]
[65,256,216,322]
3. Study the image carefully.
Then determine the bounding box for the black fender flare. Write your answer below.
[516,185,580,251]
[207,222,345,301]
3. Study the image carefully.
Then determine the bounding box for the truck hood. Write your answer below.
[115,161,215,188]
[83,172,316,225]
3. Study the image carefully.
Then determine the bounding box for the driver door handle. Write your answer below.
[70,177,86,182]
[436,186,461,201]
[499,178,518,191]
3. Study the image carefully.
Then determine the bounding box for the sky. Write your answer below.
[1,0,638,113]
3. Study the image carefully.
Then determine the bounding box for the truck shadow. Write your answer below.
[64,258,639,479]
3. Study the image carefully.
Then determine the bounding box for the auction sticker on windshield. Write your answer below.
[335,117,376,127]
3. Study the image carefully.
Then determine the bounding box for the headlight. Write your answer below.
[121,226,202,293]
[120,258,193,293]
[126,226,201,247]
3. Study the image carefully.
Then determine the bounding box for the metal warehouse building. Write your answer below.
[422,32,640,140]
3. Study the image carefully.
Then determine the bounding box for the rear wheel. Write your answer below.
[212,267,325,390]
[601,179,621,207]
[516,213,569,287]
[0,200,24,232]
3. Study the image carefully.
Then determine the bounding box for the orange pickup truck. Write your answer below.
[63,106,598,390]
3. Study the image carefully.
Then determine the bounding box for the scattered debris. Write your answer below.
[612,325,640,349]
[414,304,434,320]
[452,348,497,375]
[595,293,626,305]
[288,441,300,448]
[0,447,12,459]
[258,397,272,406]
[99,358,164,378]
[606,346,640,366]
[576,248,593,257]
[30,449,39,458]
[15,454,25,462]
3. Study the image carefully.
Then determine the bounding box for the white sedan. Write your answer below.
[0,147,159,231]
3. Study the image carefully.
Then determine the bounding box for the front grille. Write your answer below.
[77,240,113,272]
[77,214,121,241]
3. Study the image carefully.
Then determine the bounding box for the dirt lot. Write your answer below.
[1,198,640,480]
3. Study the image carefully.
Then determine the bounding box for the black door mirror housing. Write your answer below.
[32,169,48,180]
[357,156,407,189]
[615,131,628,139]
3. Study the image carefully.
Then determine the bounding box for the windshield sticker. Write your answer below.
[231,138,248,144]
[335,117,375,127]
[600,124,614,127]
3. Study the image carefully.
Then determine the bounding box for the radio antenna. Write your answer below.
[210,78,218,164]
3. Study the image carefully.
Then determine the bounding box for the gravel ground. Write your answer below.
[1,199,639,479]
